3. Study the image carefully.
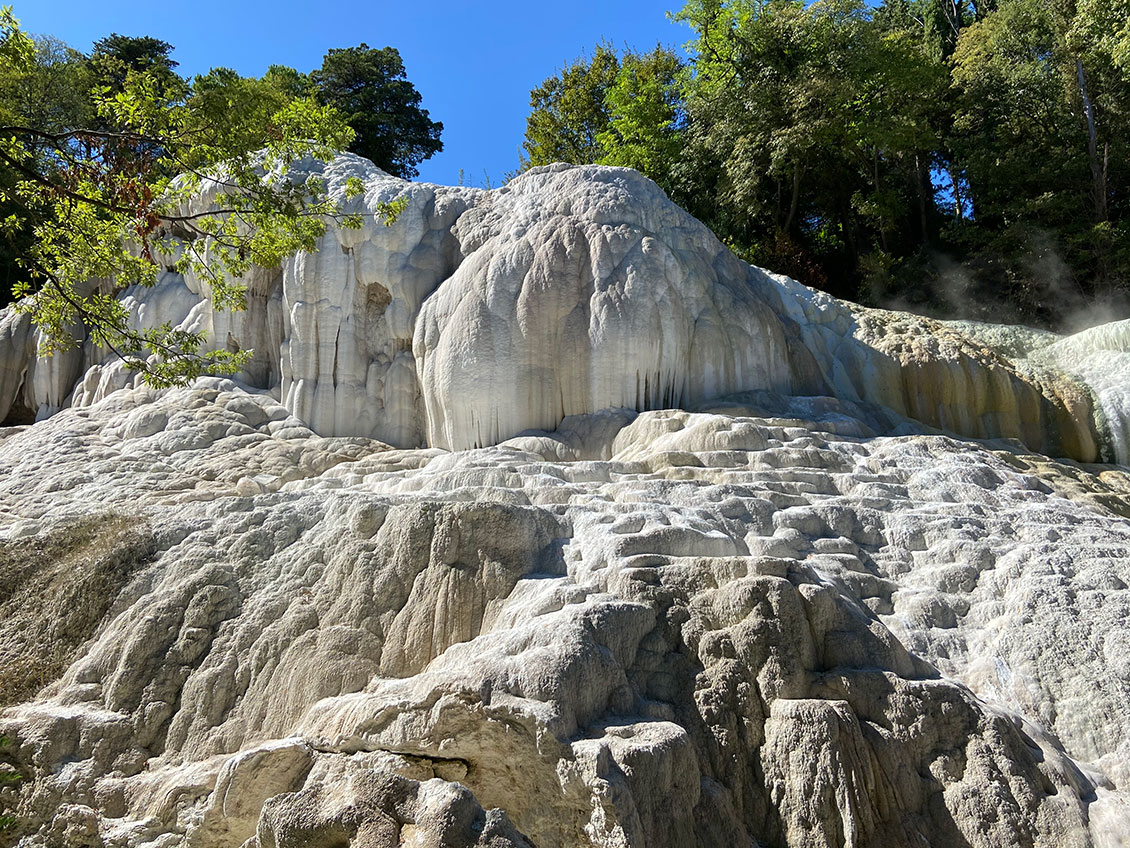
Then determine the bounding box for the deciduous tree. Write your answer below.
[0,8,399,385]
[522,43,622,168]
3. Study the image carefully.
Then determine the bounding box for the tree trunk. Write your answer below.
[915,154,931,245]
[949,163,965,220]
[783,168,801,235]
[841,202,858,265]
[939,0,964,54]
[874,149,888,251]
[1076,57,1108,223]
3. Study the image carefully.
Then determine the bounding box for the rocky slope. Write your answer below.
[0,159,1129,847]
[0,157,1114,460]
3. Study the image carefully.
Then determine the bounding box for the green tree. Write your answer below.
[185,67,297,163]
[512,0,1128,319]
[674,0,947,293]
[88,33,183,102]
[521,43,684,193]
[263,64,315,100]
[522,43,622,167]
[949,0,1130,312]
[0,32,94,300]
[597,46,684,191]
[311,44,442,179]
[0,8,399,385]
[1067,0,1130,228]
[0,35,92,135]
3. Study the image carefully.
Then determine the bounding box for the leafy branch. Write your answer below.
[0,7,405,387]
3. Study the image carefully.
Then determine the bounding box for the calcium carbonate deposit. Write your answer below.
[1,157,1129,847]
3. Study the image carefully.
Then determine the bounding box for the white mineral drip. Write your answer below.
[0,153,1120,463]
[1030,319,1130,464]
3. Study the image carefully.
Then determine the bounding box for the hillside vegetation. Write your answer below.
[522,0,1130,328]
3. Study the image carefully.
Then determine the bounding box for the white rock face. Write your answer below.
[0,155,1113,462]
[412,165,798,450]
[1,380,1130,847]
[2,159,1130,847]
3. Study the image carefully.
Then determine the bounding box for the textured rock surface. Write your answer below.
[2,159,1130,847]
[0,156,1118,461]
[0,380,1128,846]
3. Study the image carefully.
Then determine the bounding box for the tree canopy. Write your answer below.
[520,0,1130,327]
[311,44,443,179]
[89,33,180,98]
[522,43,683,192]
[0,9,416,385]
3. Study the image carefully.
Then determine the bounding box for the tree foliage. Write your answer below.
[0,28,93,300]
[674,0,948,288]
[523,43,622,168]
[520,0,1130,325]
[946,0,1129,317]
[522,43,684,193]
[311,44,443,179]
[597,47,684,188]
[0,8,410,385]
[89,33,180,100]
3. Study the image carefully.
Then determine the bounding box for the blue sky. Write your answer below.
[13,1,692,186]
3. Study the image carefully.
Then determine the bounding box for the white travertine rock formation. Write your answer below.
[2,158,1130,847]
[0,154,1117,461]
[1,381,1129,846]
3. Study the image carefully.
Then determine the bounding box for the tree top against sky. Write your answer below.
[9,0,694,187]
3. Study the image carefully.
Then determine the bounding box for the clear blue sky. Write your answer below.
[13,1,692,186]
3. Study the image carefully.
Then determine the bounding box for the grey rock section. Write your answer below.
[1,380,1128,846]
[0,156,1114,462]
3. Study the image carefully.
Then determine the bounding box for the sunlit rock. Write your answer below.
[0,154,1117,461]
[2,158,1130,847]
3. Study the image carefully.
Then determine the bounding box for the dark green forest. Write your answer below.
[3,0,1129,330]
[523,0,1130,329]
